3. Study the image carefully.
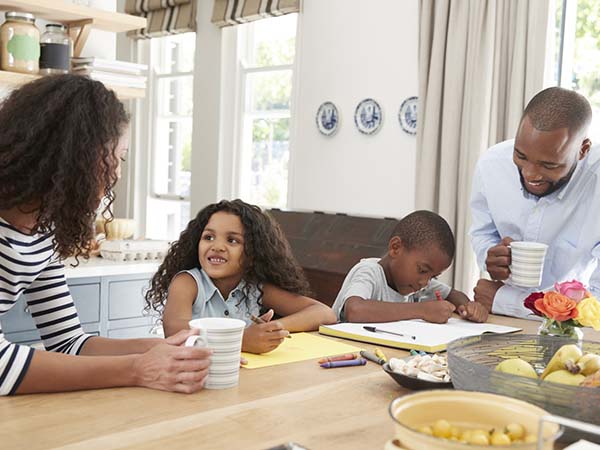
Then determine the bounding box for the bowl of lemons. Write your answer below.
[389,390,561,449]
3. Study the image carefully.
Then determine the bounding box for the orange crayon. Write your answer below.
[318,353,357,364]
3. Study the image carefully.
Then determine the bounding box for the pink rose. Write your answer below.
[524,292,544,316]
[554,280,587,302]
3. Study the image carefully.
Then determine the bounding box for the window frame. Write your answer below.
[231,16,297,208]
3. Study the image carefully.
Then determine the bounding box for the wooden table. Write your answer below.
[1,316,598,450]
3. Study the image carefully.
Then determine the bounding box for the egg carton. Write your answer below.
[100,239,170,262]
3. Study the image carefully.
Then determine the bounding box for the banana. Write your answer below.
[541,344,583,380]
[495,358,538,379]
[544,369,585,386]
[574,353,600,376]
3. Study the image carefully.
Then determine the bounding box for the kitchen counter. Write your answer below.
[64,256,161,279]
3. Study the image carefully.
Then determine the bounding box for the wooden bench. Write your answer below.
[268,209,399,306]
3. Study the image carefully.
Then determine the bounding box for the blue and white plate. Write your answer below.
[398,96,418,135]
[354,98,382,135]
[316,101,339,136]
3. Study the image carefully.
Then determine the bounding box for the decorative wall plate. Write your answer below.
[354,98,382,135]
[398,96,418,135]
[316,101,339,136]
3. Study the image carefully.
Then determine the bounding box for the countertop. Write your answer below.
[64,256,161,279]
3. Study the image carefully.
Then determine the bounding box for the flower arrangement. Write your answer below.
[524,280,600,338]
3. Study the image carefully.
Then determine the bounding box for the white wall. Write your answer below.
[289,0,419,218]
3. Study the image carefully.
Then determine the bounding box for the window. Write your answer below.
[553,0,600,142]
[235,14,297,208]
[146,33,195,240]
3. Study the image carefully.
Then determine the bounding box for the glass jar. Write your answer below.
[0,12,40,74]
[39,24,71,75]
[537,317,584,341]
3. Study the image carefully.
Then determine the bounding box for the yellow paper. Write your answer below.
[241,332,363,369]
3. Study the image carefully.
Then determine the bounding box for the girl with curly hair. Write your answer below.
[0,75,210,396]
[145,199,336,354]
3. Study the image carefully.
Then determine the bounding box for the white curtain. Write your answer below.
[416,0,550,293]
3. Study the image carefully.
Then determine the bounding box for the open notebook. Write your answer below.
[319,318,522,352]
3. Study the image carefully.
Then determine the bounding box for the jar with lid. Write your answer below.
[0,12,40,74]
[39,24,71,75]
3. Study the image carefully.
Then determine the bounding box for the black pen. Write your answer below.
[363,325,416,340]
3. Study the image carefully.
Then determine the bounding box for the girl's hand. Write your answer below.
[132,329,213,393]
[242,320,289,354]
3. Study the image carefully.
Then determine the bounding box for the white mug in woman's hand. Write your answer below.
[184,329,208,348]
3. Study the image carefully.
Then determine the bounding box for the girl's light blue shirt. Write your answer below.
[181,267,262,326]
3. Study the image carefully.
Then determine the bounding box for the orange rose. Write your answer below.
[534,292,579,321]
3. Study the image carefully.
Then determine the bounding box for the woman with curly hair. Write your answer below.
[0,75,211,395]
[145,199,336,354]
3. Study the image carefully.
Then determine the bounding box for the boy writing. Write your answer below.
[332,211,488,323]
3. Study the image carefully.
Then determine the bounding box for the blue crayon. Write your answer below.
[320,358,367,368]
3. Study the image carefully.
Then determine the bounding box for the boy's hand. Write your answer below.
[242,320,289,354]
[485,237,513,281]
[420,300,455,324]
[457,301,489,323]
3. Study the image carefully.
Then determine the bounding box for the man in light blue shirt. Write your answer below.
[470,87,599,319]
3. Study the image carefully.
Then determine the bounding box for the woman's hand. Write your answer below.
[132,329,212,393]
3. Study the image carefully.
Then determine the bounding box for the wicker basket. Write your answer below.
[447,334,600,426]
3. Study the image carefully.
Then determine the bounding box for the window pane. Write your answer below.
[246,14,297,67]
[155,33,196,74]
[239,118,290,208]
[247,70,293,112]
[146,197,190,240]
[573,0,600,141]
[158,76,193,116]
[153,119,193,197]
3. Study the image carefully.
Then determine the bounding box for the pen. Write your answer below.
[320,358,367,368]
[435,290,443,302]
[363,325,417,340]
[374,347,388,362]
[249,314,292,338]
[318,353,357,364]
[360,350,385,365]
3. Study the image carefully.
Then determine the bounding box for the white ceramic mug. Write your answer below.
[183,328,208,348]
[188,317,246,389]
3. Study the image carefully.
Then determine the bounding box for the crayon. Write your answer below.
[320,358,367,368]
[435,290,444,302]
[374,347,388,362]
[318,353,357,364]
[360,350,385,365]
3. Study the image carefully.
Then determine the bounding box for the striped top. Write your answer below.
[0,218,92,395]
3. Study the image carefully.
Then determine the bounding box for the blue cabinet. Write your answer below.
[1,273,159,344]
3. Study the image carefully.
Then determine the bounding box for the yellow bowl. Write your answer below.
[389,390,561,450]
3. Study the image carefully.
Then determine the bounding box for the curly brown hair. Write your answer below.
[0,74,129,259]
[145,199,312,314]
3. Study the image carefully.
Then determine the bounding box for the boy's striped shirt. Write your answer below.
[0,218,91,395]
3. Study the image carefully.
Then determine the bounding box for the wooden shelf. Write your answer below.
[0,70,145,100]
[0,0,146,33]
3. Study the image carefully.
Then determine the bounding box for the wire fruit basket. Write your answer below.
[447,334,600,427]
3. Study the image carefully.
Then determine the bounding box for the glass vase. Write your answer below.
[537,318,584,341]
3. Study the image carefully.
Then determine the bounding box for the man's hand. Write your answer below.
[485,237,513,281]
[473,279,504,313]
[457,301,489,323]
